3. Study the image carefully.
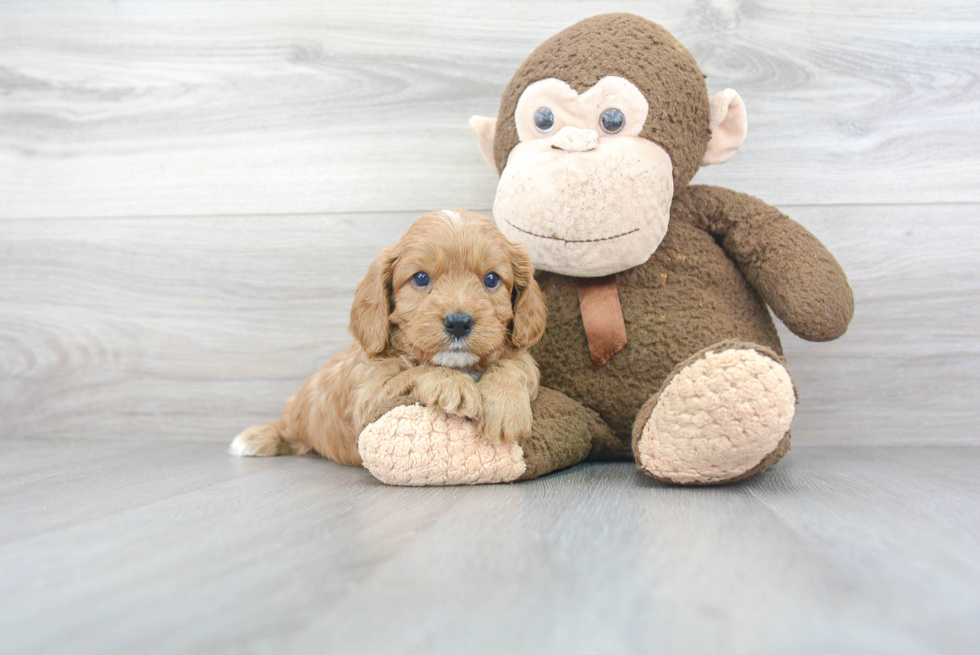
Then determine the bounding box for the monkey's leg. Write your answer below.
[358,387,611,486]
[515,387,616,481]
[631,340,796,485]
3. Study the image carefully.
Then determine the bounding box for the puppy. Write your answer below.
[230,209,547,465]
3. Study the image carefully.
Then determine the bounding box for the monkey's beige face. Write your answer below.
[492,77,673,277]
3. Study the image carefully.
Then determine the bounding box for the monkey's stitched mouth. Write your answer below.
[501,218,639,244]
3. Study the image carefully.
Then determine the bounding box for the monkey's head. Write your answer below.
[471,13,747,277]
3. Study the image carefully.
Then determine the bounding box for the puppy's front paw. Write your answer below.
[415,369,482,420]
[480,392,533,443]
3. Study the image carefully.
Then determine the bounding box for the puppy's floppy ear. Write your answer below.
[349,245,397,356]
[509,241,547,349]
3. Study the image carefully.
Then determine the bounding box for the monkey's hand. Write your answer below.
[682,185,855,342]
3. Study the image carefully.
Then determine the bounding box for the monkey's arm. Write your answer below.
[680,185,854,341]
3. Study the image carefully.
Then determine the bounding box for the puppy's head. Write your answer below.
[349,209,546,369]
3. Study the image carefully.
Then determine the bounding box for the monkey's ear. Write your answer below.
[349,246,397,356]
[469,116,498,171]
[702,89,748,166]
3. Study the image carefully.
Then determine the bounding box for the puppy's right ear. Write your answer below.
[509,241,547,350]
[349,246,397,356]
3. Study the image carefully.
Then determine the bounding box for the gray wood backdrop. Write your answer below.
[2,0,978,446]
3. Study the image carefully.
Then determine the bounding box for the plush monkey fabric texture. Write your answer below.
[478,13,853,485]
[493,13,711,193]
[359,13,853,487]
[533,186,851,443]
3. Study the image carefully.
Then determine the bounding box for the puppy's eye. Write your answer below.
[412,271,430,288]
[484,272,501,289]
[534,107,555,133]
[599,108,625,134]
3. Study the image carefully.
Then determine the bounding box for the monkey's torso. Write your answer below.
[531,186,783,449]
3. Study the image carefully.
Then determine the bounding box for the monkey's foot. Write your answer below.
[358,405,526,486]
[632,342,796,485]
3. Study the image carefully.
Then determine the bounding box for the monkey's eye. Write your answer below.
[412,271,430,288]
[483,272,501,289]
[534,107,555,133]
[599,108,626,134]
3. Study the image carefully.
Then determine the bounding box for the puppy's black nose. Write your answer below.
[444,313,474,338]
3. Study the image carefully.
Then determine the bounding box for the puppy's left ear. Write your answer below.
[349,245,398,356]
[509,242,547,349]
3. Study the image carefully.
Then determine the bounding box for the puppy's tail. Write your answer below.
[229,423,297,457]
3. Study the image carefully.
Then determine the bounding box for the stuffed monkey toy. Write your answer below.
[359,13,853,485]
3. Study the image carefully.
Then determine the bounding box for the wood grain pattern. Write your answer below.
[2,204,978,445]
[1,0,979,220]
[1,441,978,654]
[2,4,977,653]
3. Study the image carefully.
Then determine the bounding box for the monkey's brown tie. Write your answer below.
[577,276,627,369]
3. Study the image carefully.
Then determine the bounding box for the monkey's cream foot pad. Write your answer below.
[358,405,526,486]
[636,347,796,485]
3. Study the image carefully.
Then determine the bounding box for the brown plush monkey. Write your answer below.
[359,13,853,486]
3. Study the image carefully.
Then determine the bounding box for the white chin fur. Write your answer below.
[432,350,480,369]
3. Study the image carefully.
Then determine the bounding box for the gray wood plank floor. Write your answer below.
[1,441,977,654]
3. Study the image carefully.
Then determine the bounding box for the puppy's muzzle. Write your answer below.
[444,313,474,338]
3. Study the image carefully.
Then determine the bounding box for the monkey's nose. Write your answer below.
[551,126,599,152]
[444,313,474,338]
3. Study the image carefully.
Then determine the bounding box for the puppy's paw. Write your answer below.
[415,369,482,420]
[480,392,533,443]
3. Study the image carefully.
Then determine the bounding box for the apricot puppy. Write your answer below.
[230,209,547,466]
